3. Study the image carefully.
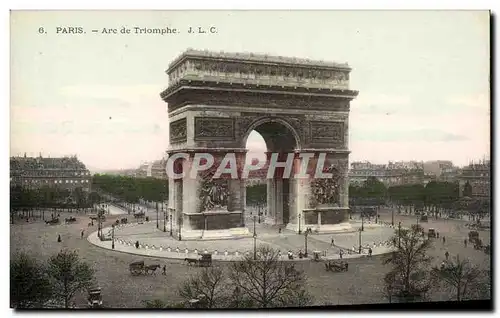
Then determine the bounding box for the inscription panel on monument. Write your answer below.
[309,121,345,147]
[195,117,235,140]
[170,118,187,143]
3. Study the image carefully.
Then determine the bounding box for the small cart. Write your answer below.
[199,253,212,267]
[87,287,103,308]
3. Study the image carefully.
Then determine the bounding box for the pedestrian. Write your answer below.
[445,251,449,260]
[162,265,166,275]
[331,237,335,246]
[442,236,446,244]
[464,239,468,247]
[339,249,343,259]
[57,234,62,243]
[135,241,139,249]
[368,248,373,257]
[81,229,85,239]
[278,227,282,234]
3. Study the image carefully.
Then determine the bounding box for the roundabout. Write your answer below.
[87,216,396,261]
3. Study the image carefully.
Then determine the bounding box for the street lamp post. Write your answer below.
[258,204,262,224]
[178,216,183,241]
[298,214,302,234]
[304,228,311,258]
[361,213,364,231]
[253,215,257,260]
[163,208,167,232]
[156,202,159,229]
[111,224,115,249]
[358,228,362,254]
[398,221,402,248]
[169,212,173,236]
[391,207,395,226]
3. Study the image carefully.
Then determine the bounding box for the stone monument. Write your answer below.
[160,49,358,239]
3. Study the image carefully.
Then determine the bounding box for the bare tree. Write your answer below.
[229,245,312,308]
[431,255,486,301]
[46,250,95,308]
[383,224,433,302]
[178,266,228,308]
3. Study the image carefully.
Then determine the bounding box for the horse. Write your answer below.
[145,264,161,275]
[184,258,199,266]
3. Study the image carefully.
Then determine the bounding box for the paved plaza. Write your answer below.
[10,203,491,308]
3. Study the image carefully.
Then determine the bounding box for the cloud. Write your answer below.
[352,128,468,143]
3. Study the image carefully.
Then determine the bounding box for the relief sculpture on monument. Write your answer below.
[169,118,187,143]
[195,117,234,139]
[199,176,229,212]
[310,165,341,208]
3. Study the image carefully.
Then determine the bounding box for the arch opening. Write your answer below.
[244,120,299,226]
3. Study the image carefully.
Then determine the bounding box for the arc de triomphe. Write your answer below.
[161,49,358,240]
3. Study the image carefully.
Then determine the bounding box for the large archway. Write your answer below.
[161,49,358,239]
[244,119,299,226]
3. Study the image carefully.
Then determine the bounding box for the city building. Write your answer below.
[134,158,167,179]
[10,153,92,191]
[458,159,490,198]
[348,161,424,187]
[151,159,167,179]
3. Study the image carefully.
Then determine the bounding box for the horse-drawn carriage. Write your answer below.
[324,260,348,272]
[134,212,145,219]
[89,214,105,221]
[45,218,60,225]
[129,260,161,276]
[114,218,129,226]
[184,253,212,267]
[65,216,77,224]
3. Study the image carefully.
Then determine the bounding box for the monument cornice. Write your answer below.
[161,79,358,101]
[167,49,352,74]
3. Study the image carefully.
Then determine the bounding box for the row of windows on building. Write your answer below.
[14,179,90,184]
[13,171,91,176]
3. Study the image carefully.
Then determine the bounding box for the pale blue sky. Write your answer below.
[10,10,490,170]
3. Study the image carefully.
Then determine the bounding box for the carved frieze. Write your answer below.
[163,86,353,113]
[169,118,187,143]
[309,121,345,146]
[169,58,350,90]
[195,117,235,140]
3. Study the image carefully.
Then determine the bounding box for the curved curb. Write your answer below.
[86,223,395,262]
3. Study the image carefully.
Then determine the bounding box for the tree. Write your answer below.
[246,184,267,207]
[10,252,53,308]
[431,256,486,301]
[462,181,473,198]
[229,245,312,308]
[46,250,95,308]
[178,267,228,308]
[383,224,433,302]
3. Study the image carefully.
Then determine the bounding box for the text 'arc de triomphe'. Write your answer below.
[161,49,358,240]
